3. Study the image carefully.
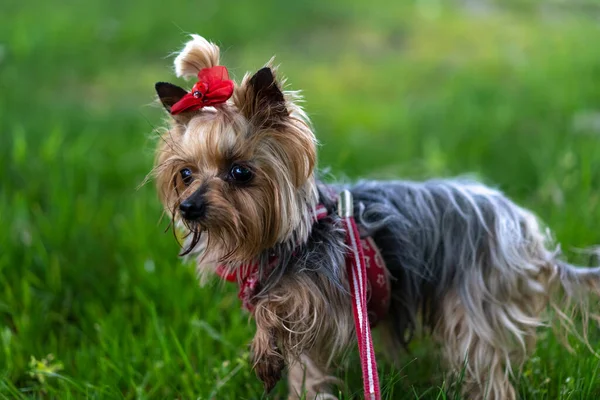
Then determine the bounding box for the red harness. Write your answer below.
[216,192,388,399]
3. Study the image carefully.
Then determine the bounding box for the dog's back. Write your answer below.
[351,178,600,399]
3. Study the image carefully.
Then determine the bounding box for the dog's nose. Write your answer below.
[179,199,206,220]
[179,201,205,220]
[179,188,206,220]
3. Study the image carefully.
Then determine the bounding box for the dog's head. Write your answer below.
[152,35,318,265]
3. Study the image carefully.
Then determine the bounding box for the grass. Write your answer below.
[2,0,600,398]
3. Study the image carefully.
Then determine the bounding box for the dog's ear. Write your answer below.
[234,67,288,127]
[155,82,188,112]
[155,82,196,123]
[249,67,286,116]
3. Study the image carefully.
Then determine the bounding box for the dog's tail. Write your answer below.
[551,249,600,354]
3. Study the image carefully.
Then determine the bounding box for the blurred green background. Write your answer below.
[2,0,600,398]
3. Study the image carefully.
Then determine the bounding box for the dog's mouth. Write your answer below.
[173,205,252,262]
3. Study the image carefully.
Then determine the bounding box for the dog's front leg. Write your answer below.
[251,324,285,393]
[251,316,337,399]
[287,353,339,400]
[250,274,351,397]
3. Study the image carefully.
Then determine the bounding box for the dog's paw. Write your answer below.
[254,352,285,393]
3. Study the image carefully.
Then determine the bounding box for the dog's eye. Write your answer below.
[180,168,193,186]
[229,164,253,183]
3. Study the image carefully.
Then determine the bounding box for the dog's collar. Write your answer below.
[215,202,390,326]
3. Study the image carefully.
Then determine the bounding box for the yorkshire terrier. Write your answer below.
[149,35,600,399]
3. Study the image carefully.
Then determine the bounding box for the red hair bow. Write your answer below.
[170,66,234,115]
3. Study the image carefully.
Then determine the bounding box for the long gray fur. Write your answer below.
[257,177,599,350]
[349,179,537,347]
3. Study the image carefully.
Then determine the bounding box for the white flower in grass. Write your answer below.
[28,354,64,384]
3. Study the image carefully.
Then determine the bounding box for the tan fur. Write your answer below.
[151,37,318,271]
[151,35,600,400]
[151,37,343,395]
[288,354,341,400]
[431,213,572,400]
[251,273,353,393]
[174,34,220,79]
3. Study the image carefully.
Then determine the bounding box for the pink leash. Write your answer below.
[338,190,382,400]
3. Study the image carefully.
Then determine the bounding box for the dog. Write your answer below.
[149,35,600,399]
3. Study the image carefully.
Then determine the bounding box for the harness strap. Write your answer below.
[338,190,381,400]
